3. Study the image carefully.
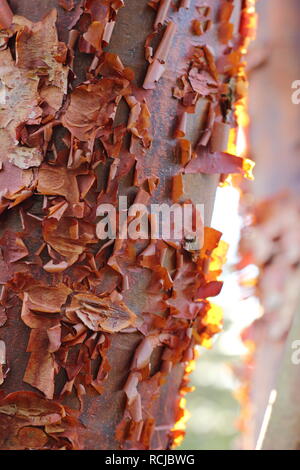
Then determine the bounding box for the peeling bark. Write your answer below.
[0,0,251,450]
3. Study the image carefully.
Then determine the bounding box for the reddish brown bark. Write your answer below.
[0,0,250,449]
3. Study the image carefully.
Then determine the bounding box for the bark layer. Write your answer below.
[0,0,248,449]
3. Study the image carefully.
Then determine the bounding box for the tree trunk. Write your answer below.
[0,0,248,449]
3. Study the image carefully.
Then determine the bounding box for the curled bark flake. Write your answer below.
[127,96,152,149]
[218,0,234,44]
[154,0,172,30]
[131,335,160,370]
[188,68,218,96]
[62,77,130,141]
[143,21,177,89]
[197,101,216,146]
[79,0,124,52]
[176,139,192,166]
[25,283,71,313]
[174,111,187,139]
[209,120,231,153]
[123,371,142,405]
[172,173,184,203]
[83,21,105,52]
[67,293,137,333]
[37,165,80,202]
[184,149,244,175]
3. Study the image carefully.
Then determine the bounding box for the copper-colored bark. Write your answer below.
[0,0,249,449]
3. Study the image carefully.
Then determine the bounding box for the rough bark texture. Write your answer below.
[0,0,249,450]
